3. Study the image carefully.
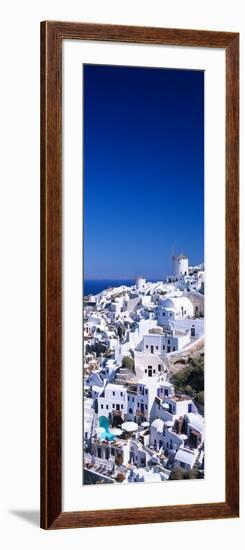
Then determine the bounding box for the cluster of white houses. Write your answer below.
[83,255,205,484]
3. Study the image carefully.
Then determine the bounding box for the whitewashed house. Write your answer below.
[185,412,204,447]
[134,378,160,422]
[92,436,131,466]
[129,440,151,468]
[85,371,106,399]
[157,296,194,323]
[185,290,204,317]
[134,326,190,378]
[98,383,128,421]
[150,418,185,453]
[84,398,96,450]
[87,313,107,328]
[151,394,197,425]
[174,447,198,471]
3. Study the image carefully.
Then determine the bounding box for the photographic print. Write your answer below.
[41,21,239,529]
[83,64,205,485]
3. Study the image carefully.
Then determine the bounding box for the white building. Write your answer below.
[185,412,204,447]
[136,379,158,421]
[84,398,96,448]
[185,290,204,317]
[134,350,166,379]
[98,383,128,421]
[150,418,185,453]
[134,325,190,379]
[174,447,198,470]
[151,394,197,424]
[87,313,106,328]
[140,326,190,356]
[129,440,151,468]
[136,276,146,292]
[85,371,106,399]
[173,254,189,279]
[170,318,204,339]
[157,296,194,323]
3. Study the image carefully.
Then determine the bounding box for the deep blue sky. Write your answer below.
[84,64,204,280]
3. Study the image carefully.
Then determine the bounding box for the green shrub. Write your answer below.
[184,468,199,480]
[196,390,204,406]
[122,355,135,373]
[170,468,185,480]
[171,357,204,393]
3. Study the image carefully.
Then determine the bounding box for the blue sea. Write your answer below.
[84,279,135,296]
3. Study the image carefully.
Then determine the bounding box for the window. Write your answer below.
[120,392,123,397]
[168,339,170,345]
[146,345,148,349]
[153,369,156,374]
[106,404,108,410]
[132,397,134,403]
[145,389,148,395]
[121,404,123,409]
[129,408,133,414]
[137,402,140,407]
[163,345,165,350]
[145,404,147,410]
[128,396,129,401]
[112,391,115,396]
[180,461,185,468]
[162,311,165,316]
[112,404,115,408]
[173,346,176,351]
[164,389,168,396]
[158,364,161,371]
[188,403,192,413]
[156,345,158,350]
[101,404,103,409]
[145,369,147,373]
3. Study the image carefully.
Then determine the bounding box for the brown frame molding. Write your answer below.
[40,21,239,529]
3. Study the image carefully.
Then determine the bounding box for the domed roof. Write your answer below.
[161,296,193,309]
[160,298,175,309]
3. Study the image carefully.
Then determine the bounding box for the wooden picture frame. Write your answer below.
[40,21,239,529]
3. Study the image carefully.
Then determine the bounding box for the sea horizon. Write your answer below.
[84,277,164,296]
